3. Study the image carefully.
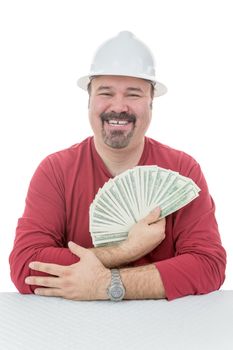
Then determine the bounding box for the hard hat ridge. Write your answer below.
[77,31,167,97]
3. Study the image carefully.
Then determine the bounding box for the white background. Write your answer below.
[0,0,232,292]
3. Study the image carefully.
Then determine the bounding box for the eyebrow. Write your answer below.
[126,87,144,93]
[96,86,144,93]
[96,86,111,90]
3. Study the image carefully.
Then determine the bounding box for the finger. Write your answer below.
[34,288,63,297]
[29,261,64,276]
[25,276,60,288]
[68,241,88,258]
[141,207,161,225]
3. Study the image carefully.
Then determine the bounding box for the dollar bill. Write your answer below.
[89,165,201,247]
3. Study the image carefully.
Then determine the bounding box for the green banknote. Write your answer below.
[90,165,200,247]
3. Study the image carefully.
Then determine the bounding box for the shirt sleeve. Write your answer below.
[155,162,226,301]
[9,156,79,294]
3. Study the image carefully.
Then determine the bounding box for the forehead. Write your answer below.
[90,75,151,92]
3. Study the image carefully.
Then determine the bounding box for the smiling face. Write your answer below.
[88,76,153,150]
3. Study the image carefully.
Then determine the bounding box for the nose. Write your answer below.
[109,95,129,114]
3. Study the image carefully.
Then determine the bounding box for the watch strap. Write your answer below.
[107,269,125,301]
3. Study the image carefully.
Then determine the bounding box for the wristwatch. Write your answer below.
[107,269,126,301]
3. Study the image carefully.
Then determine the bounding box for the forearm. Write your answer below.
[90,242,136,268]
[120,264,166,299]
[94,263,166,300]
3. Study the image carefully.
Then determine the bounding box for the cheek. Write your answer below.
[88,112,99,130]
[89,98,107,118]
[136,106,152,126]
[140,117,152,131]
[88,105,104,131]
[88,100,98,121]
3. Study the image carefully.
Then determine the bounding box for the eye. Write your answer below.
[98,93,113,96]
[127,94,141,98]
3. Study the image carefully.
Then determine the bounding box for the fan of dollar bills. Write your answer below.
[89,165,200,247]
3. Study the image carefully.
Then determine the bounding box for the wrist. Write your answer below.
[91,242,136,268]
[95,268,111,300]
[119,239,135,260]
[120,238,143,262]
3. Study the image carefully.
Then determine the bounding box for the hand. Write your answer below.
[122,207,166,260]
[25,242,111,300]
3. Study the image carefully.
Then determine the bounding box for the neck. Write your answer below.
[93,138,145,176]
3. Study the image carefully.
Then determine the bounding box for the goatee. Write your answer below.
[100,112,136,149]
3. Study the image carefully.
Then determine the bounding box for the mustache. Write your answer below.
[100,112,136,123]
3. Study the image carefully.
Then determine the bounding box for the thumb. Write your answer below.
[142,207,161,225]
[68,241,87,258]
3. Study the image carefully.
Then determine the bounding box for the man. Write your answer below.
[9,31,226,301]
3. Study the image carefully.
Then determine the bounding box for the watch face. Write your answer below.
[110,285,124,300]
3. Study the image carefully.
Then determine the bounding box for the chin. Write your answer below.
[103,130,135,150]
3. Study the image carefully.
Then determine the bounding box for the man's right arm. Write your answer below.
[91,208,165,268]
[9,156,165,293]
[10,211,165,294]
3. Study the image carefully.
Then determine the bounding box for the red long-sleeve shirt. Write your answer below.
[9,137,226,300]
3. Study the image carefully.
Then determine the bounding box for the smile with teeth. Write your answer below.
[107,119,130,126]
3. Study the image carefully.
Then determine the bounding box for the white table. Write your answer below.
[0,291,232,350]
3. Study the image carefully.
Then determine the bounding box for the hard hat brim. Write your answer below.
[77,74,167,97]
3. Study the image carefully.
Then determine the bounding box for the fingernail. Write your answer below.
[29,262,35,269]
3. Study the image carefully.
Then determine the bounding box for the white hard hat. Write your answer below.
[77,31,167,97]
